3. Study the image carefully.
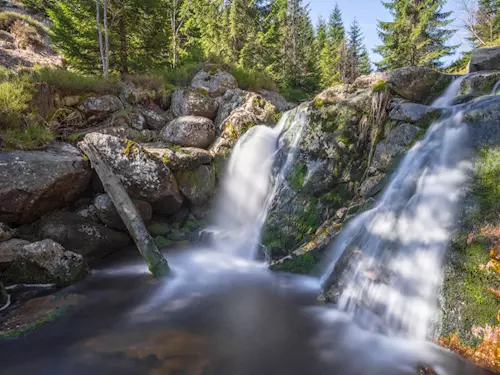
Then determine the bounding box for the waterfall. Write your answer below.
[210,105,309,259]
[318,75,474,340]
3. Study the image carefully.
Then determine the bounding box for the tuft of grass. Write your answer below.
[0,76,33,128]
[372,80,388,93]
[155,62,204,87]
[33,67,118,94]
[230,65,277,92]
[474,147,500,220]
[10,19,43,49]
[2,116,55,150]
[0,11,49,35]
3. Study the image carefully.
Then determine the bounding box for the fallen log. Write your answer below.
[79,139,170,277]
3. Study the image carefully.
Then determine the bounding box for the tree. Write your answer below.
[359,45,373,75]
[95,0,109,77]
[348,18,364,80]
[475,0,500,44]
[375,0,457,70]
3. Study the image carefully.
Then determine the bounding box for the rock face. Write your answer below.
[458,72,500,101]
[2,239,88,286]
[78,95,124,119]
[161,116,216,149]
[214,89,248,130]
[389,101,442,126]
[370,123,422,172]
[175,165,216,205]
[93,194,153,230]
[386,66,453,103]
[175,148,213,170]
[171,88,219,119]
[82,133,183,214]
[0,143,92,225]
[190,64,238,97]
[467,46,500,73]
[29,212,130,260]
[257,90,292,112]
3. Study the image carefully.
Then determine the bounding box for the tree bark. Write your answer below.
[78,140,170,278]
[103,0,110,76]
[95,0,107,76]
[118,5,128,75]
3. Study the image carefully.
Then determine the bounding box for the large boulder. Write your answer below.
[0,238,29,272]
[2,239,88,287]
[78,95,124,119]
[108,109,147,131]
[175,165,216,205]
[171,88,219,120]
[214,89,248,130]
[0,223,12,242]
[175,147,213,170]
[93,194,152,231]
[389,100,442,126]
[81,133,183,214]
[0,143,92,225]
[370,123,422,172]
[136,104,171,130]
[24,212,131,260]
[467,46,500,73]
[386,67,453,104]
[257,90,292,112]
[161,116,216,149]
[457,72,500,102]
[190,64,238,97]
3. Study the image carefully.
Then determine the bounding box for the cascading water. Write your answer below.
[318,76,474,340]
[210,105,309,259]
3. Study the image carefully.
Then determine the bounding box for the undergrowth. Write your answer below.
[0,11,49,35]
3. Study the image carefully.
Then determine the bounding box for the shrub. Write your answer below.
[1,116,54,150]
[230,65,277,92]
[10,19,43,49]
[33,67,118,94]
[156,61,204,87]
[0,77,32,128]
[279,86,309,103]
[0,11,49,35]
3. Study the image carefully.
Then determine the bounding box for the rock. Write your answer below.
[97,126,158,143]
[386,66,453,103]
[0,143,92,225]
[118,81,156,106]
[93,194,153,231]
[171,88,219,120]
[0,223,13,242]
[175,148,212,170]
[2,239,88,286]
[62,95,81,107]
[371,123,422,172]
[175,165,216,205]
[467,46,500,73]
[78,95,124,119]
[75,204,100,224]
[0,239,29,272]
[459,72,500,99]
[81,133,183,214]
[389,101,442,126]
[359,174,385,198]
[161,116,216,149]
[257,90,292,112]
[109,110,147,131]
[0,31,14,43]
[353,72,388,89]
[190,64,238,97]
[214,88,248,130]
[29,212,131,260]
[142,143,179,171]
[136,104,169,130]
[463,96,500,148]
[0,280,6,307]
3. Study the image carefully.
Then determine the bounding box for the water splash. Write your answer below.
[319,75,473,340]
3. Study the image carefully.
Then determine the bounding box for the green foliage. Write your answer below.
[2,116,55,150]
[10,19,43,49]
[18,0,55,14]
[372,80,388,93]
[155,62,204,88]
[474,146,500,219]
[0,76,33,128]
[0,11,49,35]
[271,253,317,274]
[231,66,278,91]
[33,67,118,94]
[289,162,307,191]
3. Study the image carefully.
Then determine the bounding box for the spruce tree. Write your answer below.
[318,3,345,87]
[474,0,500,45]
[359,45,373,75]
[348,18,363,80]
[375,0,456,70]
[328,3,345,44]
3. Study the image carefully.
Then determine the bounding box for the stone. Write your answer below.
[359,174,385,198]
[175,165,216,205]
[459,72,500,99]
[109,110,147,131]
[175,148,212,170]
[257,90,292,112]
[30,212,131,260]
[467,46,500,73]
[214,89,248,130]
[78,95,124,119]
[97,126,158,143]
[171,88,219,120]
[190,64,238,97]
[0,143,92,225]
[81,133,184,214]
[0,222,13,242]
[117,81,155,106]
[136,104,169,130]
[62,95,81,107]
[142,144,179,171]
[353,72,388,89]
[75,204,100,224]
[371,123,422,172]
[463,96,500,148]
[93,194,153,231]
[386,66,453,103]
[161,116,216,149]
[0,239,29,272]
[2,239,88,287]
[389,101,442,125]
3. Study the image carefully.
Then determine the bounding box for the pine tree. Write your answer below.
[474,0,500,45]
[359,45,373,75]
[328,3,345,44]
[375,0,457,70]
[316,16,327,51]
[318,3,345,87]
[348,18,363,80]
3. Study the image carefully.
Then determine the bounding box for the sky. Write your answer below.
[308,0,471,66]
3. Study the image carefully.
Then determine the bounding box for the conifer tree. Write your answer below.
[318,3,345,87]
[375,0,456,70]
[348,18,363,80]
[474,0,500,45]
[359,45,373,75]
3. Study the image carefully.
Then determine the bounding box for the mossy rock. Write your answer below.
[270,253,318,274]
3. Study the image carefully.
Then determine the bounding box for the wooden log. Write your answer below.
[79,140,170,277]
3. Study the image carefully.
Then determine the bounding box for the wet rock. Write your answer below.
[214,89,248,130]
[359,174,385,198]
[161,116,216,149]
[467,46,500,73]
[463,96,500,148]
[175,165,216,205]
[93,194,152,231]
[386,66,453,103]
[171,88,219,120]
[0,239,30,272]
[370,123,421,172]
[2,239,88,286]
[257,90,292,112]
[190,64,238,97]
[136,104,169,130]
[78,95,124,119]
[81,133,183,214]
[459,72,500,99]
[0,223,13,242]
[0,143,92,225]
[28,211,131,260]
[175,148,212,170]
[389,101,442,125]
[0,280,6,307]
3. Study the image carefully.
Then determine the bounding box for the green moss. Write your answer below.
[252,95,266,108]
[203,64,221,75]
[196,88,209,96]
[240,121,255,135]
[271,253,317,274]
[148,221,170,237]
[312,98,335,109]
[273,112,284,123]
[372,80,388,93]
[225,122,239,139]
[424,75,454,105]
[67,132,85,144]
[310,103,357,133]
[418,109,442,129]
[154,235,173,248]
[289,162,307,191]
[474,146,500,220]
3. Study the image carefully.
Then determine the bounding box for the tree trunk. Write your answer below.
[118,7,128,75]
[103,0,110,77]
[78,140,170,278]
[95,0,107,76]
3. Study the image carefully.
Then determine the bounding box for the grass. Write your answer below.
[230,65,277,92]
[474,147,500,219]
[10,19,43,49]
[155,62,204,88]
[0,76,32,128]
[0,11,49,35]
[2,116,54,149]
